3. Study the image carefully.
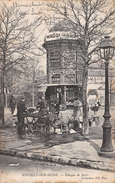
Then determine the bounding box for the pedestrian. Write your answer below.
[9,94,16,115]
[17,96,27,138]
[49,94,58,114]
[36,97,49,133]
[36,97,48,117]
[73,98,79,119]
[55,101,60,117]
[36,97,45,111]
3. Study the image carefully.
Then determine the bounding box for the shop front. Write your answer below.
[44,84,82,111]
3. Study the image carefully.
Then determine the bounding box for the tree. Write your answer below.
[0,2,42,125]
[45,0,115,134]
[21,56,45,107]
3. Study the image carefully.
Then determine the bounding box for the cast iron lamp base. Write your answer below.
[98,151,115,158]
[98,125,115,158]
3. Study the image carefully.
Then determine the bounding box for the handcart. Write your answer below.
[23,108,55,134]
[23,112,40,134]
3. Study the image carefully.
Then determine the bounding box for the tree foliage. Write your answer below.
[0,3,42,73]
[0,2,42,124]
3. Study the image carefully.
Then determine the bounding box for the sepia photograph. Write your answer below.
[0,0,115,182]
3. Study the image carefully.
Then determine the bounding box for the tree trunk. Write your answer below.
[1,70,5,125]
[82,66,89,135]
[32,83,35,107]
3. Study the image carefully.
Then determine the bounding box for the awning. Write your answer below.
[39,84,79,87]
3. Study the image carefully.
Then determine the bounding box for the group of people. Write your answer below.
[9,95,59,138]
[17,96,49,138]
[9,94,84,138]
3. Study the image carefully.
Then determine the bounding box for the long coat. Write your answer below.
[17,100,27,117]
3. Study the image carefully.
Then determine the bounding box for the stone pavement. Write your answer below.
[0,108,115,172]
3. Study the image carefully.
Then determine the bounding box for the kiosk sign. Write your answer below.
[45,31,78,41]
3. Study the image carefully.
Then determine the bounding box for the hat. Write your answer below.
[21,96,25,100]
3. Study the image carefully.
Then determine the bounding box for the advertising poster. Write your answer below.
[0,0,115,183]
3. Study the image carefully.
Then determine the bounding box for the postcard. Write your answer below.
[0,0,115,182]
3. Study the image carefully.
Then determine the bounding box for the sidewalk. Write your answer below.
[0,108,115,172]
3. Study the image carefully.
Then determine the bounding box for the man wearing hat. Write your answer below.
[17,96,27,138]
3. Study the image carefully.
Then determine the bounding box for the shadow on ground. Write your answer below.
[0,124,87,149]
[89,140,100,154]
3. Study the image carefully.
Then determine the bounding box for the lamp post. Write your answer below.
[98,36,114,157]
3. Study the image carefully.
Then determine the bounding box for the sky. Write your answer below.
[1,0,115,73]
[1,0,50,74]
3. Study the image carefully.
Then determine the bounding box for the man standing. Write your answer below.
[17,96,27,138]
[49,94,58,114]
[36,97,45,112]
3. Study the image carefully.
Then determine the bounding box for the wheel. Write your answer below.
[23,124,29,133]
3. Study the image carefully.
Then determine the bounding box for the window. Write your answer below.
[50,59,61,67]
[50,51,60,59]
[51,74,60,84]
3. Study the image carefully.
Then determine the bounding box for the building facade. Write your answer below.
[42,20,84,109]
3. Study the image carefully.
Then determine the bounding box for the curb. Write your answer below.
[0,149,115,172]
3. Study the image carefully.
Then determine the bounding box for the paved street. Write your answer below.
[0,154,115,183]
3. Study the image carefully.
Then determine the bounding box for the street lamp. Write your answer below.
[98,36,114,157]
